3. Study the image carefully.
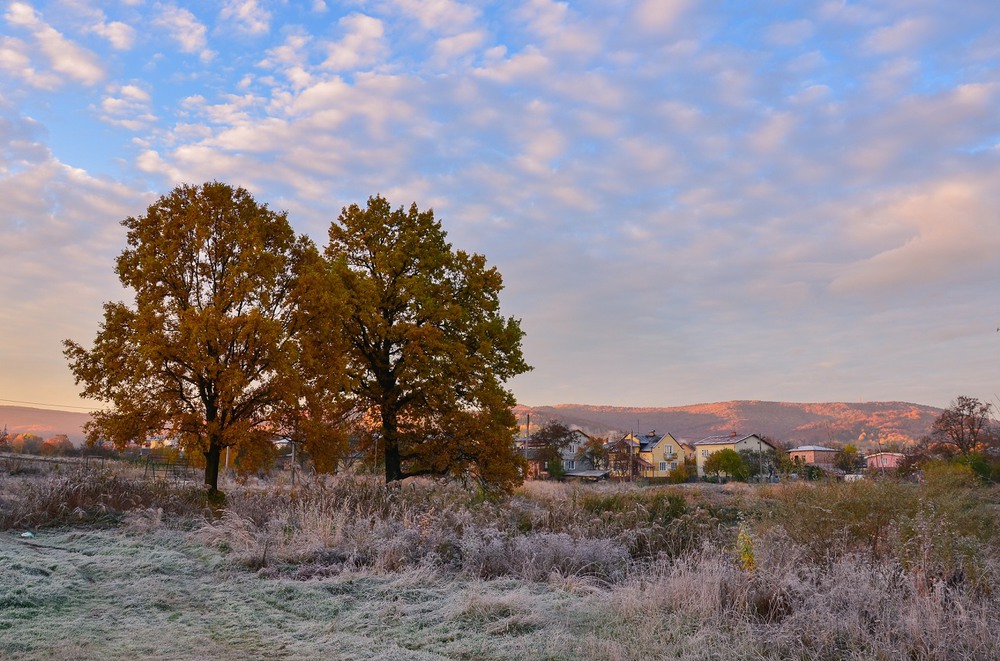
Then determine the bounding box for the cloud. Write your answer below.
[0,110,147,407]
[631,0,693,34]
[154,4,214,62]
[99,83,157,130]
[0,36,60,88]
[388,0,479,34]
[322,13,387,71]
[220,0,271,36]
[4,1,104,85]
[766,19,815,46]
[864,17,933,54]
[91,20,135,50]
[831,173,1000,295]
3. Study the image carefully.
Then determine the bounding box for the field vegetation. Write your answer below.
[2,458,999,659]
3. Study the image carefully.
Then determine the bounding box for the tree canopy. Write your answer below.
[324,195,531,488]
[703,448,750,481]
[530,421,580,478]
[930,396,995,457]
[64,182,343,492]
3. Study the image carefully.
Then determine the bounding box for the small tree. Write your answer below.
[10,433,43,454]
[739,447,779,481]
[835,444,863,473]
[930,396,995,457]
[704,448,749,482]
[40,435,74,456]
[531,421,577,479]
[575,435,609,470]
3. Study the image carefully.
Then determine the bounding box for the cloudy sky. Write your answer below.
[2,0,999,413]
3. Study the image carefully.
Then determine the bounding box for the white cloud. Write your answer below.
[91,20,135,50]
[4,2,104,85]
[432,31,484,65]
[99,83,157,130]
[766,19,815,46]
[154,4,214,62]
[631,0,693,34]
[864,17,933,54]
[388,0,479,34]
[322,13,387,71]
[0,36,59,88]
[220,0,271,36]
[831,174,1000,295]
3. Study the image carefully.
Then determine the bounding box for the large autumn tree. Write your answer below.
[325,195,530,488]
[64,182,342,492]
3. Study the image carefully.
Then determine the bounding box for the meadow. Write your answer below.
[2,456,999,660]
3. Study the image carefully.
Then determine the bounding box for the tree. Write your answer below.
[0,425,8,450]
[929,396,995,457]
[834,444,863,473]
[739,447,779,481]
[531,421,579,479]
[324,195,530,488]
[703,448,749,481]
[64,182,342,493]
[10,433,43,454]
[41,435,74,456]
[576,435,609,471]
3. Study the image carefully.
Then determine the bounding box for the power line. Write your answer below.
[0,398,95,412]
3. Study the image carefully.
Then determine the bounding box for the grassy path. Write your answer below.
[0,528,589,660]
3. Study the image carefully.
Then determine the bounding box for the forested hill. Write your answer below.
[3,400,943,451]
[513,401,942,450]
[0,406,90,445]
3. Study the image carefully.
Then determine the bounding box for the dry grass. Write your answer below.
[2,461,1000,659]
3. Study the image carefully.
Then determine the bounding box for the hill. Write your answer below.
[2,400,943,452]
[0,405,91,445]
[513,400,942,450]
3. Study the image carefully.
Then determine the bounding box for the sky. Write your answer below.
[1,0,999,413]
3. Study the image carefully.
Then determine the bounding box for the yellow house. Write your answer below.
[693,433,776,477]
[635,431,692,478]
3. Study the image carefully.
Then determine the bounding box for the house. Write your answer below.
[517,428,592,479]
[788,445,839,471]
[634,431,692,478]
[606,434,655,480]
[866,451,905,471]
[692,432,777,478]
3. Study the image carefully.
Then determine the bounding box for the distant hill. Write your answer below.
[0,406,91,445]
[2,400,943,452]
[512,401,942,450]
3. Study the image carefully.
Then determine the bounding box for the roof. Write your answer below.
[788,445,838,452]
[693,433,760,446]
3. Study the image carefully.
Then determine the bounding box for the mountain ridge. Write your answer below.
[513,400,942,449]
[2,400,944,451]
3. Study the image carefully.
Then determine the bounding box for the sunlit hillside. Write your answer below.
[0,406,90,445]
[513,401,942,449]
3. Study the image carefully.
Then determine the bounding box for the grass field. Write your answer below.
[2,458,1000,659]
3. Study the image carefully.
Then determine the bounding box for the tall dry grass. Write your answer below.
[4,460,999,658]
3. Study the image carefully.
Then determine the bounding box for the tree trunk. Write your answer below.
[383,410,403,482]
[204,440,222,492]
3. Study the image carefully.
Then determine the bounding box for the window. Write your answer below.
[669,462,677,471]
[665,447,675,458]
[702,450,709,457]
[659,461,667,472]
[565,460,575,470]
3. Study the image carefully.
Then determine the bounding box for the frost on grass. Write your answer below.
[3,465,1000,659]
[0,529,586,660]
